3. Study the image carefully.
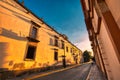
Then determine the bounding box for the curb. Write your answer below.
[86,64,93,80]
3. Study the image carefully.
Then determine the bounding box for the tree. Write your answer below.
[83,50,92,62]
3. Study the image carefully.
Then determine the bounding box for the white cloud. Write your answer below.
[74,37,94,56]
[73,33,93,53]
[76,39,91,51]
[75,39,94,56]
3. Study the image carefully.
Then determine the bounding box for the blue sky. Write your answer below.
[18,0,92,51]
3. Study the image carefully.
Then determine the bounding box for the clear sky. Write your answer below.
[18,0,92,52]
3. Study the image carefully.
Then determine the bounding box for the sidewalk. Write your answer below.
[6,64,82,80]
[86,63,107,80]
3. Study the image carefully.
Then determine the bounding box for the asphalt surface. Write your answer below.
[33,63,91,80]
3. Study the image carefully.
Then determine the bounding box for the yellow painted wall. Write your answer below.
[0,0,82,71]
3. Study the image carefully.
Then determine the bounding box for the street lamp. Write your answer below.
[62,42,66,68]
[62,55,66,68]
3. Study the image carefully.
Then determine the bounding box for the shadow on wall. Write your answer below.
[0,27,27,69]
[1,28,27,41]
[0,42,9,70]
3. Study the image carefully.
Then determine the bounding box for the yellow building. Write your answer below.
[81,0,120,80]
[0,0,82,77]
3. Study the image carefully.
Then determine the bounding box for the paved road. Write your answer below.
[33,63,91,80]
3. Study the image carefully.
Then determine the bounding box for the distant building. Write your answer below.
[0,0,82,77]
[81,0,120,80]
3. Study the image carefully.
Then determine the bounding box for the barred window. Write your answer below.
[50,38,53,45]
[54,39,58,47]
[31,27,37,39]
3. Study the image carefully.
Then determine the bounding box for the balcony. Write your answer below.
[26,37,40,42]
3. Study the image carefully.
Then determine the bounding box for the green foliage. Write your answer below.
[83,50,92,62]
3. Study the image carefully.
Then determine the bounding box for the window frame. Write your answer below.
[61,40,64,49]
[54,38,58,47]
[54,51,58,61]
[50,38,53,45]
[30,26,38,39]
[66,46,68,52]
[25,45,36,60]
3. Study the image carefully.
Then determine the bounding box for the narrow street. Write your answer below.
[6,63,107,80]
[0,0,120,80]
[31,63,91,80]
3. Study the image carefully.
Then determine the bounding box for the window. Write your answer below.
[73,49,75,53]
[71,48,72,53]
[54,36,59,47]
[50,38,53,45]
[54,51,58,60]
[54,39,58,47]
[61,40,64,49]
[31,27,37,39]
[66,46,68,52]
[26,46,36,60]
